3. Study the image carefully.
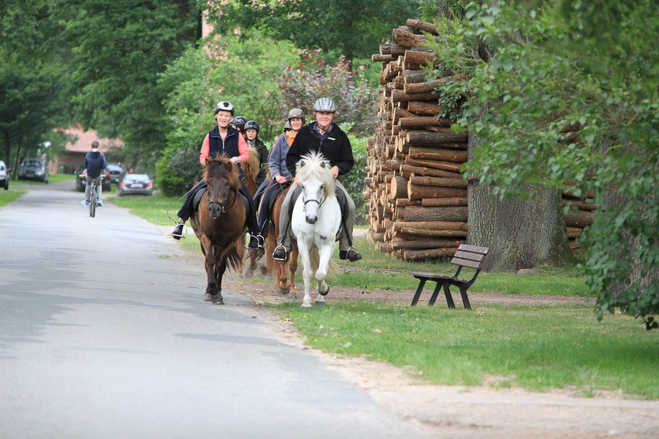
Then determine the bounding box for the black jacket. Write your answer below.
[84,150,107,179]
[247,138,269,185]
[286,123,354,177]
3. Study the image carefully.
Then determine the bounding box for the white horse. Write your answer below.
[291,151,341,309]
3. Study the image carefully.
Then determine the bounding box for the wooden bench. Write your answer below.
[409,244,489,310]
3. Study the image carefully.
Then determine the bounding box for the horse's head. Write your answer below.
[296,151,335,225]
[240,147,260,182]
[204,155,241,220]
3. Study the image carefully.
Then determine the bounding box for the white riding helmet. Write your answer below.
[313,98,336,113]
[214,101,234,115]
[287,108,305,123]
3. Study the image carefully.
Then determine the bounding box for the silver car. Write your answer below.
[0,160,10,190]
[18,158,49,183]
[117,173,153,197]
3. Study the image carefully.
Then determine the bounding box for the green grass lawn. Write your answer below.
[0,187,27,207]
[280,301,659,399]
[12,174,76,185]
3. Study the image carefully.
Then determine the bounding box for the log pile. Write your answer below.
[364,19,597,259]
[364,19,468,261]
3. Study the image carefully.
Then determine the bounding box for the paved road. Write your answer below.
[0,181,427,439]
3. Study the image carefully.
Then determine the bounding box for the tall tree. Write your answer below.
[57,0,199,170]
[210,0,421,62]
[427,1,659,325]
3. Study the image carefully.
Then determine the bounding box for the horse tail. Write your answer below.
[226,243,243,273]
[309,247,342,280]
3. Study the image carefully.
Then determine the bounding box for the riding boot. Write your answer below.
[172,220,185,240]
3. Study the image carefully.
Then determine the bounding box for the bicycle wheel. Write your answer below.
[90,184,96,217]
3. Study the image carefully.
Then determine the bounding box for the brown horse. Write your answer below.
[190,155,246,304]
[239,147,265,278]
[264,184,298,296]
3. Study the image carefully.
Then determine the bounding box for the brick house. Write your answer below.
[49,124,124,174]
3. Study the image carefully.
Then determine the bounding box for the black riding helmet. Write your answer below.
[232,116,247,130]
[244,121,259,133]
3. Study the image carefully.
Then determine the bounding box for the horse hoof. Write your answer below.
[211,294,224,305]
[287,293,297,300]
[280,287,290,295]
[204,293,212,302]
[315,300,326,306]
[301,304,312,310]
[319,286,330,296]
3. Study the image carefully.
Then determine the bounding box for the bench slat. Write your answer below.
[450,257,482,269]
[453,251,486,263]
[457,244,489,254]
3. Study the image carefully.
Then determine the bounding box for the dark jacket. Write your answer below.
[286,123,354,177]
[247,138,269,186]
[208,125,240,159]
[84,150,107,179]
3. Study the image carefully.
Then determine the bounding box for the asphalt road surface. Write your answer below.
[0,181,428,439]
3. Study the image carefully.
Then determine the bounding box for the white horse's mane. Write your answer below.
[296,151,336,197]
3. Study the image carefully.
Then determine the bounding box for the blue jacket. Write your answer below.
[84,150,107,179]
[268,133,292,179]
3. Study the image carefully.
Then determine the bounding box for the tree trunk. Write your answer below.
[467,135,575,271]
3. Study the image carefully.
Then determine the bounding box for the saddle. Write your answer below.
[189,182,253,219]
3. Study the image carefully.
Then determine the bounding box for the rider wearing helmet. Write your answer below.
[272,99,362,262]
[244,120,268,186]
[172,101,263,249]
[231,116,247,135]
[256,109,306,236]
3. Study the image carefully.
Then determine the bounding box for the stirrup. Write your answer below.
[272,244,288,262]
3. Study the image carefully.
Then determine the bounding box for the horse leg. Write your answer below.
[212,256,228,305]
[244,248,256,279]
[204,243,222,303]
[315,244,333,304]
[297,241,313,309]
[289,247,299,298]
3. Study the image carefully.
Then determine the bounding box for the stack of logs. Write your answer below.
[364,19,469,261]
[364,19,597,260]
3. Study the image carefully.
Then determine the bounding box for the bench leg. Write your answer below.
[428,282,441,306]
[443,283,456,309]
[411,279,427,306]
[459,287,472,310]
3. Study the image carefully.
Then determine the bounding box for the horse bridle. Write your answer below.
[303,185,326,211]
[207,182,235,214]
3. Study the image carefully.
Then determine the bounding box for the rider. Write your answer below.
[256,108,305,235]
[272,99,362,262]
[171,101,263,249]
[231,116,247,136]
[244,120,268,186]
[81,140,107,207]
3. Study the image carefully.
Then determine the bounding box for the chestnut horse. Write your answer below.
[240,147,266,278]
[264,184,299,296]
[189,155,246,304]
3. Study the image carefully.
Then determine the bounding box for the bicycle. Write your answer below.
[89,177,99,217]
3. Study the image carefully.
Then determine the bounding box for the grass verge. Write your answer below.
[0,187,27,207]
[279,301,659,399]
[12,174,76,185]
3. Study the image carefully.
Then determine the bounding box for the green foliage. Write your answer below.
[426,1,659,325]
[282,302,659,398]
[211,0,421,62]
[340,124,368,223]
[156,33,299,194]
[58,0,199,172]
[276,51,378,134]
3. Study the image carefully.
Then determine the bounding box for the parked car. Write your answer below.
[106,163,123,186]
[0,160,10,190]
[18,158,49,183]
[117,173,153,197]
[76,167,112,192]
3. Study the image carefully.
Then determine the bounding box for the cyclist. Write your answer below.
[272,99,362,262]
[81,141,107,207]
[172,101,263,249]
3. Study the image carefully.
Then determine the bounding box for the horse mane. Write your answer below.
[204,154,240,189]
[295,151,336,197]
[243,147,260,180]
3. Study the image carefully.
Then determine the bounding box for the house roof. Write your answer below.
[61,124,124,153]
